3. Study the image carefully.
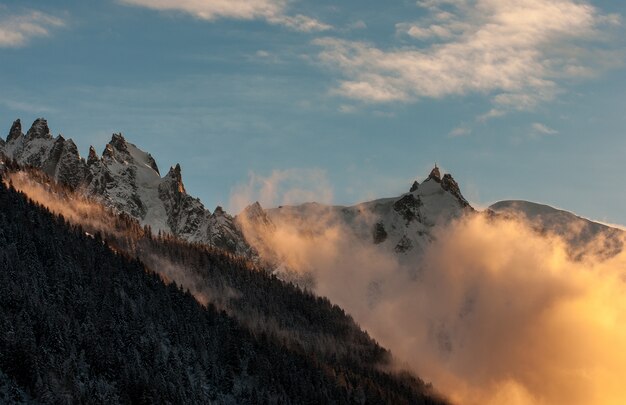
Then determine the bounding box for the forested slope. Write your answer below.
[0,173,446,404]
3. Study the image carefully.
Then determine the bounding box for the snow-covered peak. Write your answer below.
[7,119,22,143]
[26,118,52,140]
[1,117,254,258]
[254,167,474,268]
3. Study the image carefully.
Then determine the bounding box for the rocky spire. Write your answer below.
[87,146,99,165]
[167,163,186,194]
[409,180,419,192]
[428,164,441,182]
[26,118,52,139]
[109,133,128,152]
[6,119,22,142]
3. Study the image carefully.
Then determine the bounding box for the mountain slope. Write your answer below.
[490,200,624,259]
[0,170,447,404]
[0,118,253,257]
[240,166,474,271]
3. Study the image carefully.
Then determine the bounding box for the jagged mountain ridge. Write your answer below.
[0,118,253,257]
[241,165,474,269]
[3,118,621,266]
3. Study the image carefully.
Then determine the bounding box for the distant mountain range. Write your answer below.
[1,118,622,267]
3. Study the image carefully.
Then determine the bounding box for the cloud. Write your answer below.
[240,201,626,405]
[347,20,367,30]
[338,104,356,114]
[315,0,621,114]
[229,168,333,213]
[0,98,55,113]
[0,9,65,48]
[119,0,331,32]
[531,122,559,136]
[449,126,471,137]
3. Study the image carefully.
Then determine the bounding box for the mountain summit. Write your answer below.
[0,118,253,257]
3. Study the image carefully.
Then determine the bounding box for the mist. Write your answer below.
[239,204,626,405]
[10,168,626,404]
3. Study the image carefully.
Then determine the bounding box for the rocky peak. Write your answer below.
[427,165,441,182]
[146,153,160,175]
[441,173,470,208]
[240,201,276,236]
[109,133,128,153]
[409,180,419,193]
[26,118,52,139]
[87,146,99,165]
[243,201,265,219]
[166,164,185,194]
[7,119,22,142]
[102,144,115,160]
[213,206,225,216]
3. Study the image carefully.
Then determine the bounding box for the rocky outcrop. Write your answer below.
[372,222,388,244]
[7,119,22,143]
[441,173,470,208]
[428,165,441,182]
[393,194,423,224]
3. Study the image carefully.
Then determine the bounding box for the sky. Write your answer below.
[0,0,625,224]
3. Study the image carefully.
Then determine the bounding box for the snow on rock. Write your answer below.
[1,118,253,257]
[244,167,475,267]
[489,200,624,259]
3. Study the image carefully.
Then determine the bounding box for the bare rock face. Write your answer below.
[7,119,22,143]
[26,118,52,139]
[441,173,470,208]
[428,165,441,182]
[372,222,388,244]
[158,163,208,239]
[87,146,99,166]
[393,194,423,224]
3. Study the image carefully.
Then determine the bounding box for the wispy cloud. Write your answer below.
[531,122,559,137]
[315,0,622,116]
[119,0,331,32]
[229,168,333,213]
[449,126,471,137]
[0,98,55,113]
[0,9,65,48]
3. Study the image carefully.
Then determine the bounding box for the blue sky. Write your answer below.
[1,0,625,224]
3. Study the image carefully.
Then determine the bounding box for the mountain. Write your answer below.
[240,166,474,271]
[0,166,447,404]
[0,118,253,257]
[489,200,624,259]
[3,118,622,267]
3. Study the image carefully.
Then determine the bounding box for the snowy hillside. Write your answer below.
[241,166,474,268]
[490,200,624,259]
